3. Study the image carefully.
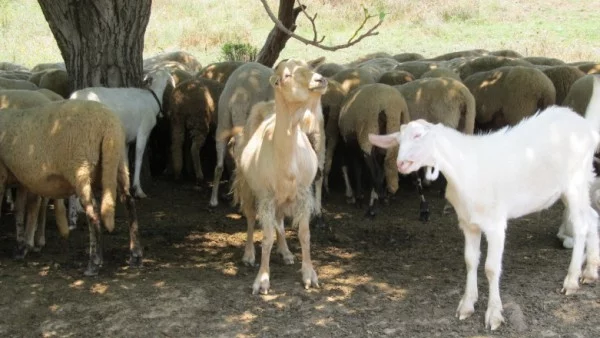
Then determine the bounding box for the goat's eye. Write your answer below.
[284,74,292,79]
[413,133,421,139]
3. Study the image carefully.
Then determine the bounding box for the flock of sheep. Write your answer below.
[1,48,600,331]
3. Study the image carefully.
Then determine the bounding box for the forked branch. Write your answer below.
[259,0,383,52]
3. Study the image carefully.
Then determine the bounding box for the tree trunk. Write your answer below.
[38,0,151,91]
[256,0,304,67]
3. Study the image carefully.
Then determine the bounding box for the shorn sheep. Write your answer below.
[0,100,142,276]
[232,58,326,294]
[368,75,600,330]
[338,83,414,218]
[210,62,274,207]
[70,68,174,198]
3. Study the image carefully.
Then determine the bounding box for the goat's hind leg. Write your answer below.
[561,189,595,294]
[252,199,276,294]
[275,214,294,264]
[209,139,227,207]
[582,206,599,284]
[456,223,481,321]
[296,188,319,290]
[483,224,506,330]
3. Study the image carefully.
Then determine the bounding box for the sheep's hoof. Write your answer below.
[345,196,355,205]
[364,208,376,219]
[31,245,44,253]
[133,188,148,199]
[13,243,30,260]
[310,215,327,230]
[382,196,390,206]
[84,262,101,277]
[129,252,143,268]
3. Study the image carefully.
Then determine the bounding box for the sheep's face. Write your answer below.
[368,119,434,174]
[271,58,328,104]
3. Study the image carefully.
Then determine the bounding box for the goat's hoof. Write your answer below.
[302,265,319,290]
[561,238,574,249]
[252,273,270,295]
[485,307,505,331]
[456,297,476,320]
[561,279,580,295]
[581,266,599,284]
[280,252,295,265]
[242,255,256,267]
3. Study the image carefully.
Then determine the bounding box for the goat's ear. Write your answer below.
[368,132,400,149]
[269,74,280,87]
[307,56,326,70]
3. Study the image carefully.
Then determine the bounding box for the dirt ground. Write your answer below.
[0,174,599,338]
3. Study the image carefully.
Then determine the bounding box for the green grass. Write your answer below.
[1,0,599,69]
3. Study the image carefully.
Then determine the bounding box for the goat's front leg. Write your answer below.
[275,215,295,264]
[483,225,506,330]
[242,204,257,266]
[253,218,275,295]
[456,224,481,321]
[132,130,151,198]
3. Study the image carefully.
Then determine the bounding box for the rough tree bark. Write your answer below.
[255,0,304,67]
[38,0,151,91]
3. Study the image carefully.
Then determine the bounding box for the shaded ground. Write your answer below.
[0,176,599,338]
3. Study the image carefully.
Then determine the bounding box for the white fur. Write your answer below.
[70,68,173,198]
[368,75,600,331]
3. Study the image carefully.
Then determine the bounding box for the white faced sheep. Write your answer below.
[463,66,556,131]
[368,75,600,330]
[38,69,70,98]
[143,50,202,73]
[392,53,425,63]
[321,79,349,194]
[232,58,327,294]
[70,68,174,198]
[338,83,413,218]
[209,62,274,208]
[170,77,224,186]
[0,100,142,276]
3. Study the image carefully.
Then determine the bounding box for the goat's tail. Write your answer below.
[585,75,600,133]
[99,130,122,233]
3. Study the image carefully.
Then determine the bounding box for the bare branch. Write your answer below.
[259,0,383,52]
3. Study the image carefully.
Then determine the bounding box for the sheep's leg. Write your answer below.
[132,131,150,198]
[363,152,385,218]
[341,165,354,204]
[483,225,506,330]
[32,197,49,252]
[209,140,227,207]
[118,157,143,267]
[242,204,257,266]
[67,195,81,230]
[456,224,481,321]
[170,117,185,180]
[4,188,14,213]
[253,200,276,294]
[190,134,207,188]
[275,215,295,264]
[21,191,41,257]
[412,172,430,222]
[84,198,103,276]
[13,187,28,259]
[562,191,592,295]
[582,206,600,283]
[298,202,319,290]
[311,169,326,229]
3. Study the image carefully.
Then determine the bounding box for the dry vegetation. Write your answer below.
[1,0,599,68]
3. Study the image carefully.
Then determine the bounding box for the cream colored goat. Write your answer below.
[232,57,326,295]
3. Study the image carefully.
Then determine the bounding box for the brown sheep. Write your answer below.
[458,56,534,80]
[392,52,425,63]
[170,77,224,186]
[563,74,594,116]
[394,61,440,78]
[541,66,585,105]
[330,67,376,94]
[377,69,415,86]
[463,66,556,131]
[197,61,246,84]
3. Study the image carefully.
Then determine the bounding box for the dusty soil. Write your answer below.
[0,176,599,338]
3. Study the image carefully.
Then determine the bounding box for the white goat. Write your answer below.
[70,68,174,198]
[368,75,600,330]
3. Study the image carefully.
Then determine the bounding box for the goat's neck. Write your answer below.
[272,94,313,158]
[431,126,470,196]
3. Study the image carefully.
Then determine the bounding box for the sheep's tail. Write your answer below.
[460,89,476,135]
[585,75,600,133]
[99,130,122,233]
[53,199,70,238]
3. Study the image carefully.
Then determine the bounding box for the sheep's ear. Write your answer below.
[307,56,326,70]
[269,74,280,87]
[368,132,400,149]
